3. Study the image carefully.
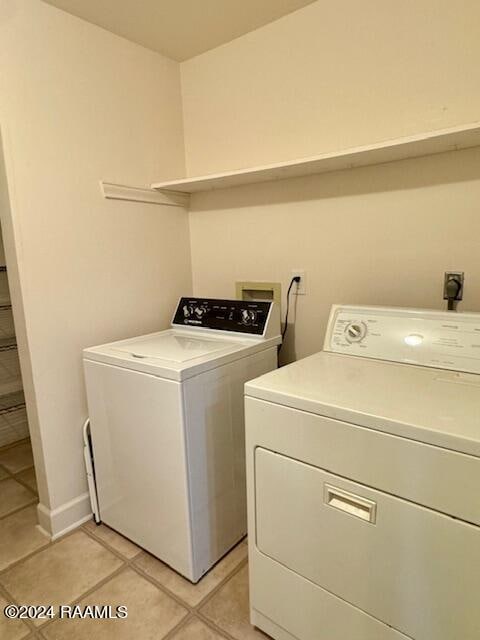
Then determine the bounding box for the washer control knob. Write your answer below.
[241,309,256,325]
[345,321,367,343]
[194,305,206,319]
[183,304,196,319]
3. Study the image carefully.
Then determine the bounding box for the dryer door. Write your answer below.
[255,447,480,640]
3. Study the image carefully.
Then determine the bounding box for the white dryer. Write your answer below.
[245,305,480,640]
[84,297,280,582]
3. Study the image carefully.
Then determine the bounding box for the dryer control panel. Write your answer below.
[325,305,480,374]
[172,297,273,336]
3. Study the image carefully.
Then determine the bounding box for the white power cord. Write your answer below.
[83,418,100,523]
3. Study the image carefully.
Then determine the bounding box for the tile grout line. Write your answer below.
[0,522,130,613]
[2,516,251,640]
[129,562,245,640]
[30,524,171,633]
[0,443,38,523]
[11,469,38,496]
[194,559,251,640]
[0,496,38,522]
[33,529,202,638]
[193,617,241,640]
[33,563,129,635]
[0,463,36,480]
[0,528,94,634]
[79,522,250,639]
[196,557,249,611]
[131,555,249,640]
[0,444,35,482]
[157,612,196,640]
[81,520,249,613]
[0,442,215,639]
[0,468,37,485]
[11,525,134,633]
[0,520,86,578]
[129,561,198,613]
[0,578,40,636]
[131,548,248,613]
[79,522,143,563]
[161,613,233,640]
[0,464,35,478]
[79,523,200,614]
[0,437,30,455]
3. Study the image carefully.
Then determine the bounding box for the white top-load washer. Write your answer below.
[84,297,280,582]
[245,305,480,640]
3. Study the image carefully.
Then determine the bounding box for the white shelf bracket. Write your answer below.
[100,181,190,208]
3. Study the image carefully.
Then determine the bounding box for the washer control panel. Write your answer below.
[172,297,272,335]
[325,305,480,374]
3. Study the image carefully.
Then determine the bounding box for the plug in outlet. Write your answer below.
[291,270,306,295]
[443,271,464,301]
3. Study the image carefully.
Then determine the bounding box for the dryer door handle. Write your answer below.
[324,484,377,524]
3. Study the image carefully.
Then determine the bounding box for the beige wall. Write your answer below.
[0,0,192,535]
[182,0,480,364]
[181,0,480,175]
[2,0,480,535]
[189,148,480,363]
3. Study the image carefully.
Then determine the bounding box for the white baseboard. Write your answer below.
[37,492,93,540]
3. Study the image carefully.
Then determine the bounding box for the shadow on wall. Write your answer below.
[279,322,296,367]
[279,293,299,366]
[189,146,480,212]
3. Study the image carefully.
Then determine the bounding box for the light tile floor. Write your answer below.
[0,440,270,640]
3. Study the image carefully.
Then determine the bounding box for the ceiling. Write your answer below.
[42,0,316,61]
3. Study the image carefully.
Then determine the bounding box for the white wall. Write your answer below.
[181,0,480,364]
[0,0,192,535]
[181,0,480,175]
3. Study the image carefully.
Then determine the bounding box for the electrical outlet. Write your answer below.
[443,271,464,301]
[291,270,306,295]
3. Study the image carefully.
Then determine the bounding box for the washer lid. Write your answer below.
[111,332,239,363]
[83,328,280,381]
[245,351,480,457]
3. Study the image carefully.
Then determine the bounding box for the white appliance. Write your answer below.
[84,297,280,582]
[245,305,480,640]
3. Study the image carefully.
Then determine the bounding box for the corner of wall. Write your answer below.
[37,494,92,540]
[0,124,52,510]
[178,61,192,179]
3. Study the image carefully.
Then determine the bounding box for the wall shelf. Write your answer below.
[151,122,480,195]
